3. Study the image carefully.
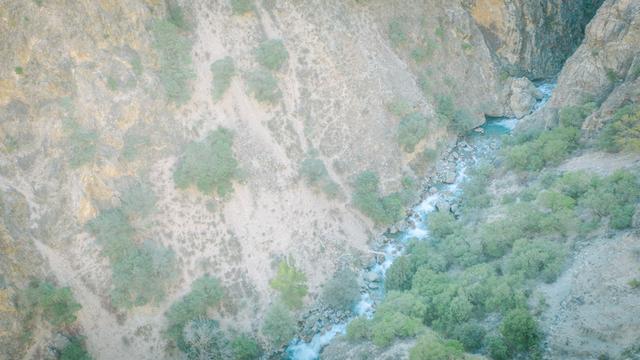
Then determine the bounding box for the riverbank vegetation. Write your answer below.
[345,100,640,359]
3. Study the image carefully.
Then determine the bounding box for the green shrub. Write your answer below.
[436,95,455,122]
[230,334,262,360]
[427,211,456,241]
[254,40,288,71]
[505,239,565,283]
[406,240,448,272]
[409,334,464,360]
[559,103,596,128]
[269,261,308,309]
[262,302,296,349]
[397,112,428,152]
[411,39,436,63]
[385,256,415,291]
[388,19,407,47]
[503,126,580,171]
[500,308,539,353]
[121,129,150,161]
[245,69,282,103]
[211,57,235,101]
[120,181,156,218]
[371,311,423,347]
[580,170,640,229]
[165,275,225,349]
[22,280,81,327]
[151,20,195,104]
[60,336,92,360]
[174,128,239,196]
[599,104,640,153]
[65,121,98,168]
[167,1,190,30]
[299,156,340,198]
[486,335,509,360]
[230,0,254,15]
[321,268,360,311]
[352,171,405,225]
[110,241,176,308]
[87,209,135,262]
[346,316,371,342]
[555,171,592,199]
[451,322,486,352]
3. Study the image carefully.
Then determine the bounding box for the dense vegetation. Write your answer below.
[174,128,239,196]
[151,20,195,104]
[20,280,81,327]
[346,131,640,358]
[262,302,296,349]
[321,268,360,311]
[352,171,415,225]
[397,112,429,153]
[254,40,289,71]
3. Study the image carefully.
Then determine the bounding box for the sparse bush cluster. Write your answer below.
[262,301,296,349]
[254,40,288,71]
[174,128,239,197]
[245,39,288,104]
[397,112,429,152]
[20,280,81,327]
[321,268,360,311]
[65,120,98,168]
[230,0,254,15]
[299,154,341,198]
[211,57,235,101]
[352,171,408,225]
[152,20,195,104]
[599,104,640,153]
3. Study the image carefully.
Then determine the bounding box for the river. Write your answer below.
[286,82,555,360]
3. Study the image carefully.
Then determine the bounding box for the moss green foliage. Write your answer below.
[230,334,262,360]
[14,66,24,75]
[451,108,475,134]
[65,120,98,168]
[506,239,565,283]
[503,103,595,171]
[436,95,455,121]
[120,181,156,218]
[346,292,426,347]
[409,333,464,360]
[262,302,296,349]
[352,171,409,225]
[87,206,176,309]
[165,275,224,349]
[599,104,640,153]
[230,0,254,15]
[254,39,289,71]
[385,256,414,291]
[21,280,81,327]
[451,322,486,352]
[121,127,150,161]
[579,170,640,229]
[501,308,539,353]
[269,261,308,309]
[321,268,359,311]
[411,39,436,63]
[151,20,195,104]
[397,112,428,152]
[299,154,341,198]
[60,336,92,360]
[211,57,235,101]
[167,1,190,30]
[245,69,282,103]
[174,128,238,196]
[388,19,407,47]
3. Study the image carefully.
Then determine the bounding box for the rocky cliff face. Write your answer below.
[518,0,640,133]
[465,0,605,79]
[0,0,602,359]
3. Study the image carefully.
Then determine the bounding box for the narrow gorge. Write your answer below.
[0,1,639,360]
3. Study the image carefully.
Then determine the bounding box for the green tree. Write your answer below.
[59,336,92,360]
[211,57,235,101]
[23,280,81,327]
[254,39,288,71]
[385,256,415,291]
[397,112,428,152]
[321,268,360,311]
[151,20,195,104]
[409,334,464,360]
[500,308,539,353]
[174,128,239,196]
[599,104,640,153]
[183,318,228,360]
[230,334,262,360]
[269,261,308,309]
[262,302,296,349]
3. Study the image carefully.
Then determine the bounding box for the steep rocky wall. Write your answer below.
[516,0,640,133]
[0,0,602,358]
[465,0,605,79]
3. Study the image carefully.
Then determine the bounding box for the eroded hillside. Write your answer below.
[0,0,623,359]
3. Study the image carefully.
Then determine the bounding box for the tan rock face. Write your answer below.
[466,0,604,78]
[0,0,604,358]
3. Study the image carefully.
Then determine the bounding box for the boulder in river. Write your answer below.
[365,271,380,282]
